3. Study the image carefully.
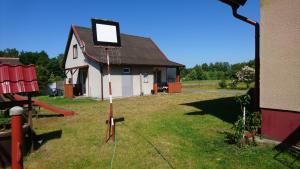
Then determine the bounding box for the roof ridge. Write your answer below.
[72,25,151,39]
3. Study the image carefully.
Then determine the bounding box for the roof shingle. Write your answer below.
[0,64,39,94]
[64,25,184,67]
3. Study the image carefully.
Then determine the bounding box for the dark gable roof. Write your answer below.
[63,25,184,68]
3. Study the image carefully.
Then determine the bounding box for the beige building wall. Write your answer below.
[102,65,154,99]
[260,0,300,111]
[65,34,89,96]
[65,34,166,99]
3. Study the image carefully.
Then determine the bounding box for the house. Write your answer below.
[260,0,300,145]
[63,25,184,99]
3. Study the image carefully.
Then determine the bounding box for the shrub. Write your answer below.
[225,94,262,147]
[218,79,227,88]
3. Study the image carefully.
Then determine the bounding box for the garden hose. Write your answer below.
[110,129,117,169]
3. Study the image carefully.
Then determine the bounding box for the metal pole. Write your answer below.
[232,7,260,111]
[105,48,115,142]
[10,106,24,169]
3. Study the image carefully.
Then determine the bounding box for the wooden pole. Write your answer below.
[10,106,24,169]
[105,48,115,142]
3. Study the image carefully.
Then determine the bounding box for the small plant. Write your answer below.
[225,94,261,147]
[0,112,10,131]
[229,79,237,89]
[218,79,227,88]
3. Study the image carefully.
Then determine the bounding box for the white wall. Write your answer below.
[102,65,123,98]
[101,65,154,99]
[132,66,154,96]
[65,34,89,96]
[64,34,170,99]
[87,59,102,98]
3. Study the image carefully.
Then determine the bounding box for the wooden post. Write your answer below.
[176,67,180,82]
[10,106,24,169]
[27,93,32,128]
[105,48,115,142]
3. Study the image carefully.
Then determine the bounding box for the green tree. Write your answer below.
[0,48,19,58]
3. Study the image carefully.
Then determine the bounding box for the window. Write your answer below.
[73,44,78,59]
[167,68,176,82]
[123,68,130,74]
[143,73,148,83]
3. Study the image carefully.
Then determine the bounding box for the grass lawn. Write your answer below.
[24,92,296,169]
[182,80,254,90]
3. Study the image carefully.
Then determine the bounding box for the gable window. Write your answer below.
[73,44,78,59]
[123,68,130,74]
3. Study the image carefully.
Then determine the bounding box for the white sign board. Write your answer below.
[92,19,121,47]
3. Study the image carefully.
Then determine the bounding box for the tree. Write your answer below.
[0,48,19,58]
[236,66,255,88]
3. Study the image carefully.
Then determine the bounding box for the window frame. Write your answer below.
[73,44,78,59]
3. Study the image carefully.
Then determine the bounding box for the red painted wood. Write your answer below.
[64,84,74,98]
[168,82,182,93]
[153,83,158,94]
[0,64,39,94]
[11,115,23,169]
[13,95,75,116]
[261,108,300,145]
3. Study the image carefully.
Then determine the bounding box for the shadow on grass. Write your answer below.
[273,126,300,169]
[123,123,175,169]
[182,97,240,124]
[33,114,64,118]
[33,130,62,150]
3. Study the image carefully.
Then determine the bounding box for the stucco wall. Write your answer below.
[132,66,154,96]
[260,0,300,112]
[87,60,102,98]
[65,34,89,96]
[101,65,154,99]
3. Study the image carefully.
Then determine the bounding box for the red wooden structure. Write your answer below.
[0,64,39,169]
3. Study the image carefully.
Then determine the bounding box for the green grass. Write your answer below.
[182,80,254,90]
[23,92,296,169]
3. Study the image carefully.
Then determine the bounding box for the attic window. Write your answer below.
[123,68,130,74]
[73,44,78,59]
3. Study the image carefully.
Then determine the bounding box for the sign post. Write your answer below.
[91,18,121,142]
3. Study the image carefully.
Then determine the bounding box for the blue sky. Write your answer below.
[0,0,259,68]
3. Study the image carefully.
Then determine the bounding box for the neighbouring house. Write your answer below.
[63,25,184,99]
[260,0,300,145]
[0,57,21,65]
[46,80,64,96]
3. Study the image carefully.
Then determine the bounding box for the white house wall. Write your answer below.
[65,34,89,96]
[102,65,123,98]
[87,59,102,98]
[132,66,154,96]
[101,65,154,99]
[65,34,170,99]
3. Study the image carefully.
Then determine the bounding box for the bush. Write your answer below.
[225,94,262,147]
[218,79,227,88]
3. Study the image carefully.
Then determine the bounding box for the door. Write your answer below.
[122,68,133,97]
[157,71,162,84]
[79,69,87,95]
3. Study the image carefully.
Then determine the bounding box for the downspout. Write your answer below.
[231,6,260,111]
